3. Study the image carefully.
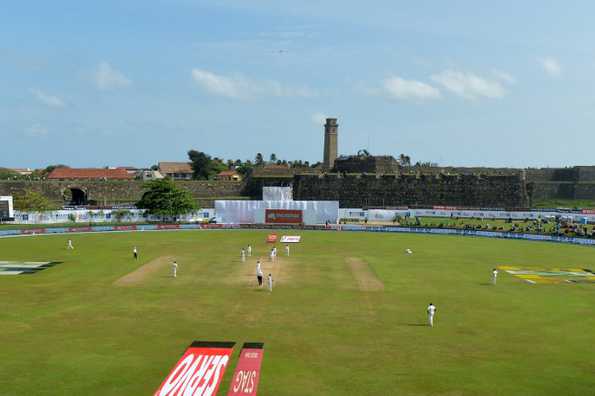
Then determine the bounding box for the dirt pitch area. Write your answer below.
[347,257,384,291]
[113,256,174,286]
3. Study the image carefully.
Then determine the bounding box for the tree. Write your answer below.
[136,179,197,219]
[0,168,20,180]
[357,149,370,157]
[210,157,228,176]
[270,153,277,163]
[187,150,214,180]
[112,209,131,223]
[255,153,264,166]
[398,154,411,167]
[236,160,253,176]
[13,190,57,212]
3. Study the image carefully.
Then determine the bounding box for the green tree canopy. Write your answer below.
[187,150,214,180]
[136,179,197,219]
[0,168,20,180]
[14,190,58,211]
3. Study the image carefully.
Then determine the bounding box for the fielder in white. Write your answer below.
[133,246,138,260]
[256,260,263,287]
[492,268,498,285]
[241,248,246,262]
[247,245,252,257]
[267,273,273,292]
[269,248,275,262]
[172,261,178,278]
[405,248,413,255]
[285,244,290,256]
[427,303,436,327]
[67,239,74,250]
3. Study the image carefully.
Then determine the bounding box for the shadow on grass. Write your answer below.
[402,323,428,327]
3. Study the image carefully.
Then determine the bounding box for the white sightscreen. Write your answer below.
[0,196,13,219]
[262,187,293,201]
[215,200,339,225]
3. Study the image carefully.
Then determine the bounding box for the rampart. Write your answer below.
[292,173,529,208]
[0,180,245,207]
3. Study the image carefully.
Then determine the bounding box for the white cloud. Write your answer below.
[431,70,507,100]
[539,57,561,77]
[94,61,131,90]
[30,89,65,108]
[311,112,328,125]
[492,70,516,84]
[191,68,316,99]
[24,124,48,137]
[381,76,441,101]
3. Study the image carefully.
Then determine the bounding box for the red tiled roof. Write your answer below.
[158,162,193,174]
[47,168,134,180]
[218,170,239,176]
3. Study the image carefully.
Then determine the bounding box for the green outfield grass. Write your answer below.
[0,230,594,395]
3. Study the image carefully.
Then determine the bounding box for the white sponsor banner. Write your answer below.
[280,235,301,243]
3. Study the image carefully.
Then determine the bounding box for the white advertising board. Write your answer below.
[280,235,301,243]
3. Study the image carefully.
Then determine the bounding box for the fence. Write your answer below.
[1,223,594,247]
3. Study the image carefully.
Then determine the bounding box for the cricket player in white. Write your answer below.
[172,261,178,278]
[285,244,290,256]
[133,246,138,260]
[273,247,278,259]
[427,303,436,327]
[269,248,275,262]
[267,273,273,292]
[492,268,498,285]
[247,245,252,257]
[241,248,246,262]
[256,260,263,287]
[67,239,74,250]
[405,248,413,255]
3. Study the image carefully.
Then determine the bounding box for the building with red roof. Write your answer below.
[47,167,134,180]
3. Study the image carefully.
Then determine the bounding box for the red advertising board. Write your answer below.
[265,209,303,224]
[201,224,224,229]
[69,226,92,233]
[154,341,235,396]
[582,209,595,215]
[114,225,137,231]
[266,234,277,243]
[227,343,264,396]
[21,228,46,235]
[157,224,180,230]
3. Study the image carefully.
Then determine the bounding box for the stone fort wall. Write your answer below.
[292,173,529,208]
[0,180,245,208]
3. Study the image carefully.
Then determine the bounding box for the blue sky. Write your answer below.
[2,1,595,168]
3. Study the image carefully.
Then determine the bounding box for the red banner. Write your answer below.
[20,228,46,235]
[582,209,595,215]
[114,225,137,231]
[154,341,235,396]
[265,209,303,224]
[157,224,180,230]
[266,234,277,243]
[69,226,92,233]
[201,224,224,229]
[227,343,264,396]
